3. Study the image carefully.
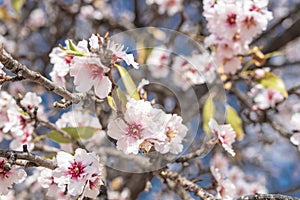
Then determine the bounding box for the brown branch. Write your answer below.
[159,169,216,200]
[236,193,300,200]
[0,149,57,170]
[0,47,81,104]
[176,136,217,163]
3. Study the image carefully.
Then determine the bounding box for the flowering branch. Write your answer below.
[0,149,57,170]
[236,194,299,200]
[159,168,216,200]
[0,46,81,105]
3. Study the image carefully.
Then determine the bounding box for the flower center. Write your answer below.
[64,55,74,65]
[68,161,85,180]
[244,16,256,29]
[127,123,143,139]
[166,128,175,142]
[226,13,237,26]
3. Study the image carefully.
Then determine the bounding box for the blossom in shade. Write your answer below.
[210,166,236,199]
[146,47,170,79]
[0,157,27,195]
[38,168,67,199]
[209,119,236,156]
[172,52,216,90]
[252,86,284,110]
[53,148,103,198]
[153,112,188,154]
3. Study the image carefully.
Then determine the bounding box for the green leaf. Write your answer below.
[256,72,288,98]
[11,0,24,14]
[65,50,86,57]
[47,126,99,143]
[203,95,215,134]
[226,105,244,140]
[68,40,78,51]
[115,63,140,100]
[107,96,117,111]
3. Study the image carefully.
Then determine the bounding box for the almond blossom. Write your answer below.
[49,41,74,87]
[172,52,216,90]
[0,157,27,195]
[88,34,139,69]
[209,119,236,156]
[38,168,68,200]
[146,47,171,79]
[203,0,273,74]
[2,92,44,151]
[69,39,112,99]
[251,86,284,110]
[107,98,166,154]
[153,113,188,154]
[52,148,103,198]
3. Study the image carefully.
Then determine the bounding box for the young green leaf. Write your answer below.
[203,95,215,134]
[256,72,288,98]
[47,126,99,143]
[114,63,140,100]
[11,0,24,14]
[226,105,244,140]
[107,96,117,111]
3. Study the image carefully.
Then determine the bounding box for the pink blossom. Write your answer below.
[49,41,74,87]
[88,34,139,69]
[53,148,103,198]
[0,157,27,195]
[252,87,284,110]
[209,119,236,156]
[210,166,236,199]
[38,168,68,199]
[107,98,164,154]
[153,113,188,154]
[146,47,170,79]
[172,53,215,91]
[69,40,112,98]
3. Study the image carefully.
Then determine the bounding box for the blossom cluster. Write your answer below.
[49,34,138,98]
[108,98,188,154]
[146,47,216,91]
[0,91,44,151]
[203,0,273,74]
[210,153,268,199]
[38,148,103,199]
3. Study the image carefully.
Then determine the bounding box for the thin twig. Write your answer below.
[158,168,216,200]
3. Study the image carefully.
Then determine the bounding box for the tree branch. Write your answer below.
[0,47,81,104]
[0,149,57,170]
[159,168,216,200]
[236,193,299,200]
